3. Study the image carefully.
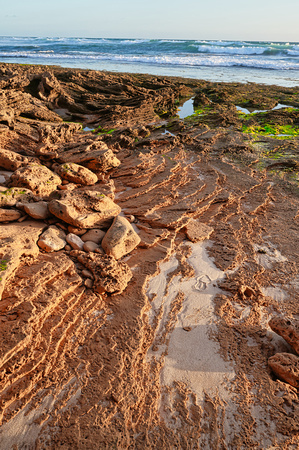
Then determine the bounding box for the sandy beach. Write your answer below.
[0,63,298,449]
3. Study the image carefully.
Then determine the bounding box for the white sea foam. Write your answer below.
[2,51,298,70]
[196,45,266,55]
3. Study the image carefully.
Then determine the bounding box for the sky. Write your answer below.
[1,0,299,42]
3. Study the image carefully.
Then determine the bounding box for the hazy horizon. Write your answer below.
[2,0,299,42]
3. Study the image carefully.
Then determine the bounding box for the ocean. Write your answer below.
[0,36,299,86]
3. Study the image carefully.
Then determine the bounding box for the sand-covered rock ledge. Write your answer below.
[0,63,298,449]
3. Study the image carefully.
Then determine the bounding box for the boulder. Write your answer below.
[0,148,29,171]
[38,226,66,252]
[0,187,36,207]
[185,220,214,243]
[81,228,105,244]
[55,163,98,185]
[10,164,61,197]
[48,190,121,229]
[0,208,22,222]
[72,250,132,294]
[102,215,141,259]
[23,201,49,220]
[268,353,299,388]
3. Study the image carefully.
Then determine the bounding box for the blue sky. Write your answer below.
[1,0,299,41]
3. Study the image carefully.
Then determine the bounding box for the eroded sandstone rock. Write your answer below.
[72,250,132,294]
[48,190,121,228]
[185,220,214,243]
[10,164,61,197]
[102,215,141,259]
[57,141,121,172]
[56,163,98,185]
[0,221,45,298]
[268,353,299,388]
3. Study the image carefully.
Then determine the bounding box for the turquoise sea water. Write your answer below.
[0,37,299,86]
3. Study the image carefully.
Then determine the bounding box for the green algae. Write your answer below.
[242,123,299,138]
[96,126,115,136]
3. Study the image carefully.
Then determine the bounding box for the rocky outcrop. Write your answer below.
[102,215,141,259]
[48,189,121,228]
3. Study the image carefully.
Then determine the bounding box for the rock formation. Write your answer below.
[0,63,298,449]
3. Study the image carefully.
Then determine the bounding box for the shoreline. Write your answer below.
[0,62,298,448]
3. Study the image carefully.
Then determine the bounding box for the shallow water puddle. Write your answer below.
[177,97,195,119]
[236,103,294,115]
[147,241,235,402]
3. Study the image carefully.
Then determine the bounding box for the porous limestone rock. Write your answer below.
[23,201,49,220]
[0,148,29,171]
[185,219,214,243]
[268,353,299,388]
[101,215,141,259]
[72,250,132,294]
[38,226,66,252]
[0,208,22,222]
[66,233,84,250]
[10,164,61,197]
[56,162,98,186]
[48,190,121,229]
[0,187,37,207]
[81,228,105,244]
[269,317,299,355]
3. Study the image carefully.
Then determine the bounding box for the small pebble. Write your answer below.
[66,233,84,250]
[82,269,94,279]
[65,244,71,251]
[83,241,99,252]
[84,279,93,289]
[81,229,105,244]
